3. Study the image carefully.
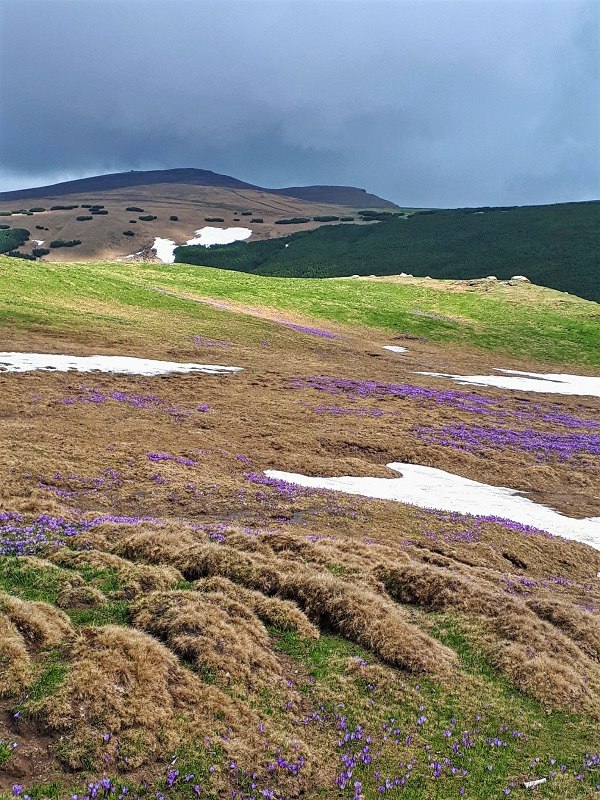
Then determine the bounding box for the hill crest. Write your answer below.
[0,168,397,208]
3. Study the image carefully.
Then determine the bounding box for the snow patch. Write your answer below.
[264,462,600,550]
[383,345,408,354]
[152,227,252,263]
[0,353,242,377]
[185,226,252,248]
[417,369,600,397]
[152,237,177,264]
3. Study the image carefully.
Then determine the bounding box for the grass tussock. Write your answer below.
[0,555,85,602]
[276,568,457,676]
[377,562,600,713]
[118,530,456,676]
[526,597,600,658]
[196,575,320,639]
[50,548,184,596]
[0,614,32,695]
[28,624,236,770]
[0,590,73,649]
[131,589,283,686]
[56,584,107,609]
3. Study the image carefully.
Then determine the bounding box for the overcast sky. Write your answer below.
[0,0,598,206]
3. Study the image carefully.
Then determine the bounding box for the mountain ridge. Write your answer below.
[0,167,397,208]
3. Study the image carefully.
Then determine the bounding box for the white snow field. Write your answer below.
[383,345,408,353]
[264,462,600,550]
[152,237,177,263]
[417,369,600,397]
[185,227,252,247]
[0,353,242,376]
[152,227,252,264]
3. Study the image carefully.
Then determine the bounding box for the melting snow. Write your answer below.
[185,226,252,248]
[264,463,600,550]
[417,370,600,397]
[0,353,242,376]
[383,345,408,353]
[152,227,252,263]
[152,237,177,263]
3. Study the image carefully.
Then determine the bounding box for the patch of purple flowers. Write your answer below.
[284,324,337,339]
[245,472,319,499]
[0,512,146,556]
[413,423,600,462]
[59,387,210,420]
[37,469,123,500]
[147,452,197,467]
[292,376,494,412]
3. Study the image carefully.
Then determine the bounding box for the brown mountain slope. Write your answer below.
[0,182,381,262]
[0,167,397,208]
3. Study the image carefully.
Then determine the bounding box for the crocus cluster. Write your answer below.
[0,512,92,555]
[412,423,600,463]
[147,452,197,467]
[59,386,210,420]
[0,512,148,556]
[37,468,123,499]
[283,323,338,339]
[293,376,599,433]
[292,376,495,412]
[244,471,319,499]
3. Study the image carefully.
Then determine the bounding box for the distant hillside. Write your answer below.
[175,201,600,302]
[0,175,392,262]
[0,168,397,208]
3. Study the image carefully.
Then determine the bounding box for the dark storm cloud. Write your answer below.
[0,0,598,205]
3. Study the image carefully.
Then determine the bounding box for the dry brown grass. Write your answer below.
[377,562,600,713]
[28,624,237,770]
[0,614,32,696]
[18,555,86,589]
[50,548,183,596]
[526,597,600,658]
[0,591,73,649]
[131,589,283,686]
[118,530,456,676]
[0,592,73,699]
[56,585,107,609]
[196,576,320,639]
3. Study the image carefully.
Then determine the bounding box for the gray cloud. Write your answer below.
[0,0,598,205]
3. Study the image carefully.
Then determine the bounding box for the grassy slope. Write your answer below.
[1,256,598,366]
[175,201,600,302]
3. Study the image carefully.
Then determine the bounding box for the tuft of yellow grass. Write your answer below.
[56,584,107,609]
[0,590,73,648]
[118,530,456,676]
[0,614,32,696]
[378,562,600,714]
[132,589,283,687]
[196,576,320,639]
[50,547,184,596]
[29,624,238,770]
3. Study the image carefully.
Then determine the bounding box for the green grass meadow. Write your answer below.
[1,256,599,366]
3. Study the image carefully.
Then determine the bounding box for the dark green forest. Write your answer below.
[174,201,600,302]
[0,227,29,253]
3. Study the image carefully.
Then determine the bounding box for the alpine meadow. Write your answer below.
[0,1,599,799]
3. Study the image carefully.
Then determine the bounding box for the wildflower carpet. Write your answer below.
[0,256,599,799]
